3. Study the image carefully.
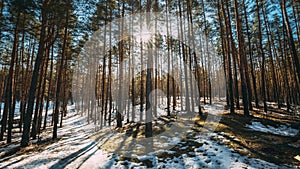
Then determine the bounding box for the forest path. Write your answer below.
[0,103,298,168]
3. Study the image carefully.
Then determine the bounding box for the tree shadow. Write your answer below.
[48,131,114,169]
[75,132,113,168]
[217,113,299,166]
[15,158,56,169]
[47,141,97,169]
[0,158,24,168]
[0,137,55,162]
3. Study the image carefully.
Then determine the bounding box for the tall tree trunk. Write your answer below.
[31,51,46,139]
[233,0,249,116]
[145,42,153,138]
[37,44,50,136]
[130,5,135,122]
[178,0,190,112]
[166,0,171,116]
[20,37,35,132]
[281,0,300,83]
[53,9,69,139]
[0,75,4,121]
[101,18,107,128]
[117,1,125,128]
[139,0,144,121]
[43,44,54,130]
[0,75,8,141]
[262,4,279,106]
[145,0,153,137]
[243,1,258,108]
[108,8,113,126]
[19,16,27,131]
[256,0,267,113]
[241,0,253,110]
[220,0,235,114]
[6,13,20,143]
[225,1,240,109]
[21,5,47,147]
[217,1,229,108]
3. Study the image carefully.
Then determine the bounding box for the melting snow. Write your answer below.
[0,104,296,169]
[246,121,299,136]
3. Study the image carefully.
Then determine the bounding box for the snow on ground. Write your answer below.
[0,107,104,169]
[152,132,284,169]
[245,121,299,137]
[0,102,20,119]
[0,104,296,169]
[0,101,56,120]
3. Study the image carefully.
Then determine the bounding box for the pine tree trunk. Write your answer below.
[21,7,47,147]
[233,0,249,116]
[43,44,54,130]
[145,43,153,138]
[108,10,113,126]
[101,20,107,128]
[139,0,144,121]
[225,1,240,109]
[281,0,300,83]
[117,1,125,128]
[261,5,279,106]
[166,1,171,116]
[220,0,235,114]
[31,54,46,139]
[256,0,267,113]
[6,13,20,143]
[217,2,229,108]
[53,9,69,139]
[37,45,50,135]
[243,1,258,109]
[178,0,190,112]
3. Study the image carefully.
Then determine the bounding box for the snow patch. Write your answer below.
[246,121,299,137]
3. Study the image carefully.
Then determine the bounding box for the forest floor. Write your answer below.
[0,102,299,169]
